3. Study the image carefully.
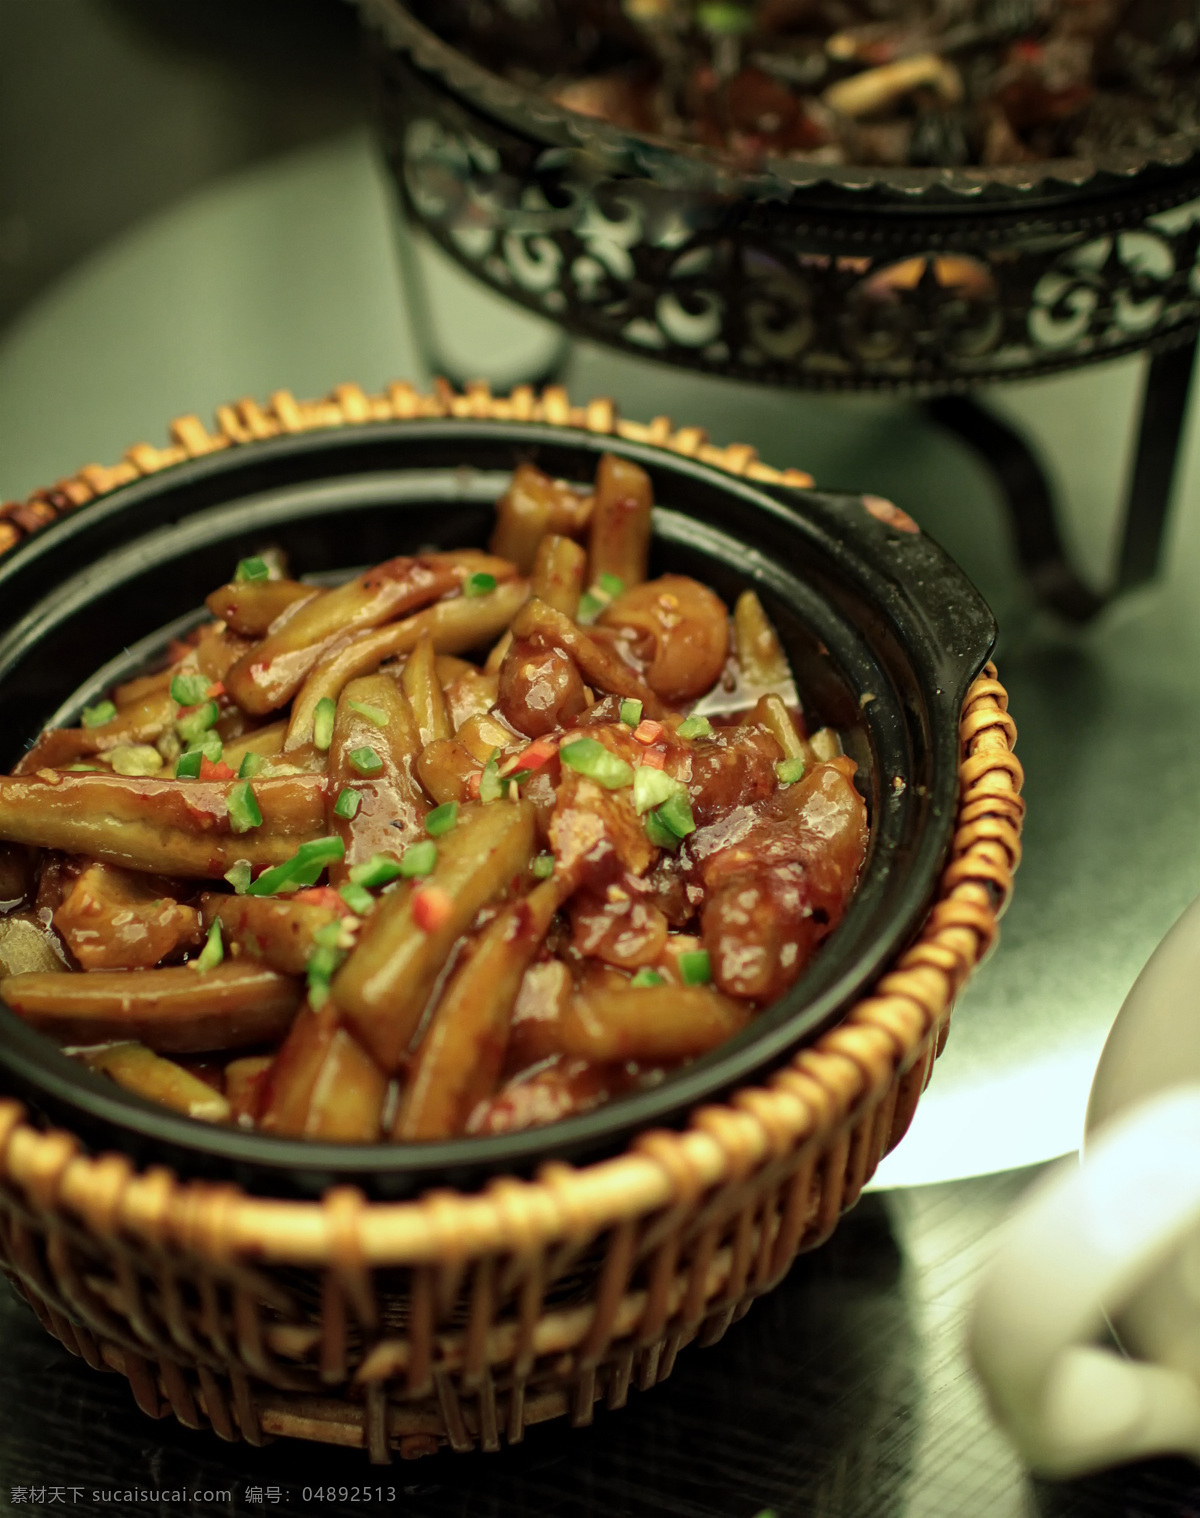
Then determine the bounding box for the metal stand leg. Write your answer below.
[926,330,1199,621]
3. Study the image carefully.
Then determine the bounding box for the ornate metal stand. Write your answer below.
[364,0,1200,619]
[928,332,1199,620]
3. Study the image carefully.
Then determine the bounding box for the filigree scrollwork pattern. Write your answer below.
[383,52,1200,390]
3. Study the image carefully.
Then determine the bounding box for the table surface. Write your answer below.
[4,4,1200,1511]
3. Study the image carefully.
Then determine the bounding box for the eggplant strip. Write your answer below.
[259,1002,387,1141]
[0,772,328,877]
[206,579,321,637]
[734,590,792,691]
[531,533,587,617]
[395,875,568,1140]
[333,799,537,1069]
[400,631,451,748]
[559,982,750,1063]
[588,453,653,590]
[2,962,303,1053]
[83,1042,232,1123]
[199,894,343,976]
[490,462,592,573]
[285,578,529,749]
[15,688,177,773]
[326,674,425,878]
[227,552,514,717]
[510,598,666,718]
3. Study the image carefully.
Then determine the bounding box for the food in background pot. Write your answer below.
[415,0,1200,169]
[0,455,867,1142]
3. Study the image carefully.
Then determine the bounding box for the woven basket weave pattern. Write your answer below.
[0,382,1022,1461]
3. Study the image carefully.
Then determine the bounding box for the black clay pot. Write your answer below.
[356,0,1200,392]
[0,420,994,1197]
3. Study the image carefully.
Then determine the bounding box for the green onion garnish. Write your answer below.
[576,591,606,623]
[339,882,375,916]
[81,700,117,729]
[235,556,270,583]
[620,698,643,727]
[598,572,625,599]
[348,699,388,729]
[775,757,805,785]
[464,572,497,598]
[224,859,252,894]
[631,968,665,988]
[645,809,682,851]
[246,836,345,896]
[679,949,713,985]
[425,801,459,837]
[194,731,223,762]
[227,781,262,834]
[479,757,503,803]
[313,697,336,751]
[348,746,383,776]
[193,919,224,973]
[333,787,361,820]
[399,840,438,878]
[306,930,346,1009]
[175,749,203,780]
[176,700,219,744]
[560,737,634,790]
[170,673,211,707]
[238,751,267,780]
[677,715,714,740]
[655,790,695,839]
[697,2,753,34]
[632,765,681,815]
[532,853,555,879]
[347,853,403,889]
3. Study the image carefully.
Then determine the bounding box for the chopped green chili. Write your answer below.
[679,949,712,985]
[464,571,497,598]
[347,853,403,889]
[479,757,504,803]
[246,836,345,896]
[399,840,438,878]
[333,787,361,820]
[531,853,555,879]
[632,765,681,815]
[176,700,220,744]
[656,789,695,839]
[80,700,117,729]
[348,746,383,776]
[775,757,805,785]
[193,920,224,973]
[227,781,262,834]
[234,556,270,583]
[238,751,267,780]
[677,715,713,740]
[347,699,388,729]
[560,737,634,790]
[175,749,203,780]
[339,882,375,916]
[620,698,643,727]
[631,967,665,988]
[224,859,252,895]
[425,801,459,837]
[170,673,210,707]
[313,697,337,751]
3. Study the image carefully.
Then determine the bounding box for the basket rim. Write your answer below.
[0,378,1023,1267]
[356,0,1200,206]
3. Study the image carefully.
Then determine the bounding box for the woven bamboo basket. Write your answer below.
[0,381,1023,1461]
